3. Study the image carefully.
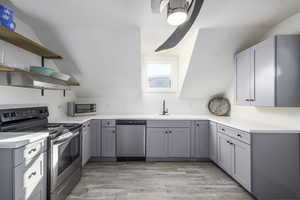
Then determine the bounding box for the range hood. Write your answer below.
[0,71,71,90]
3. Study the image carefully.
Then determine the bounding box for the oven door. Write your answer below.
[50,129,82,191]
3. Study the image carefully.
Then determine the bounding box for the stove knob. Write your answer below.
[11,112,16,118]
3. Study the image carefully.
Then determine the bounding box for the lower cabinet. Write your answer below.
[217,132,251,192]
[191,121,209,159]
[82,121,91,166]
[16,152,47,200]
[232,138,251,192]
[209,121,218,162]
[218,133,234,174]
[0,139,47,200]
[90,119,101,158]
[147,127,190,159]
[146,128,168,158]
[168,128,190,157]
[101,127,116,157]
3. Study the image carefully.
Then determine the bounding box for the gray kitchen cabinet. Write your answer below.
[252,38,275,106]
[191,121,209,159]
[235,48,252,106]
[209,121,218,163]
[0,139,47,200]
[217,133,233,175]
[232,138,251,191]
[146,121,191,159]
[90,119,101,158]
[168,128,190,158]
[101,127,116,157]
[217,128,251,192]
[82,121,91,166]
[235,35,300,107]
[147,128,168,158]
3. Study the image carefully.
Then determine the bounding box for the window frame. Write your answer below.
[142,56,178,93]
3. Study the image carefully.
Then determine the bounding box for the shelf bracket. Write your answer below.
[41,56,45,96]
[63,89,66,97]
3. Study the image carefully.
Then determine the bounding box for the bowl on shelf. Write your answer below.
[51,72,71,81]
[29,66,56,76]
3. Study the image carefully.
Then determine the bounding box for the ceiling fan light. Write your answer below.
[167,10,188,26]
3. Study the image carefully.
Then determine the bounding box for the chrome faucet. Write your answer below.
[161,99,169,115]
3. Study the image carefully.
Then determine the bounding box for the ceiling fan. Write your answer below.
[151,0,204,52]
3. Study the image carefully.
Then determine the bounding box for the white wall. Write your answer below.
[77,93,208,115]
[0,17,76,121]
[34,23,210,115]
[226,11,300,127]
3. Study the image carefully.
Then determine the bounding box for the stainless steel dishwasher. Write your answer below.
[116,120,146,161]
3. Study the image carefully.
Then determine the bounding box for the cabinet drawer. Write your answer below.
[217,124,251,144]
[217,124,236,137]
[147,120,191,128]
[14,139,47,166]
[234,131,251,145]
[102,119,116,127]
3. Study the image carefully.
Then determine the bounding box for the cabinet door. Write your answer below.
[168,128,190,158]
[253,38,276,106]
[90,119,101,157]
[15,153,47,200]
[87,125,92,161]
[209,122,218,162]
[82,129,88,166]
[218,134,233,175]
[101,127,116,157]
[235,48,252,105]
[233,139,251,192]
[192,121,209,158]
[146,128,168,158]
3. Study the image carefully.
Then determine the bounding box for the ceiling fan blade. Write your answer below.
[155,0,204,52]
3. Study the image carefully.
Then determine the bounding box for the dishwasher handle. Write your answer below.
[116,120,146,125]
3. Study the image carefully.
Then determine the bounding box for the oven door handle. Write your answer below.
[53,131,80,145]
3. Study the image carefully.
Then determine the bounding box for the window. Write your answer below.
[143,57,178,93]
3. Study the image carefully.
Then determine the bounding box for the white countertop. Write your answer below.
[0,131,49,148]
[1,114,299,149]
[51,114,300,134]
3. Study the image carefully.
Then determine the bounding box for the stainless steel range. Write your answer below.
[47,123,82,200]
[0,106,82,200]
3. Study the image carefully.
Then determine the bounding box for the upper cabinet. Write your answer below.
[235,35,300,107]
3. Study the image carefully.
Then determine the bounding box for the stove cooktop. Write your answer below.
[47,123,81,138]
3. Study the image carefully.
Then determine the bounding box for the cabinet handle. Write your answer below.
[165,131,168,134]
[196,124,199,127]
[221,128,225,132]
[237,134,242,138]
[28,171,37,179]
[28,148,37,154]
[169,131,172,134]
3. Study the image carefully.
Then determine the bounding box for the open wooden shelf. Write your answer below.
[0,64,79,86]
[0,26,62,59]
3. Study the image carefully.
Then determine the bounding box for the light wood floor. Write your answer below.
[67,162,254,200]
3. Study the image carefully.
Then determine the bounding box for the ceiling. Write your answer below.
[5,0,300,99]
